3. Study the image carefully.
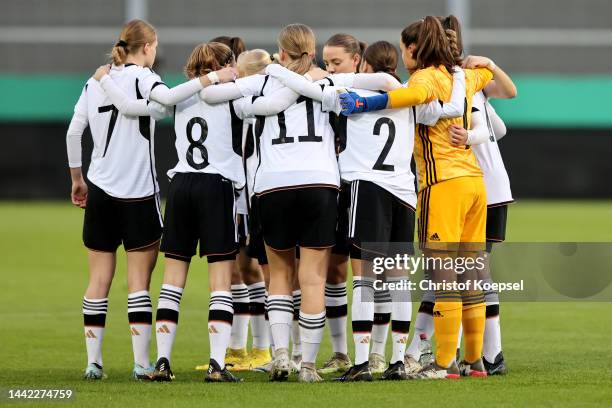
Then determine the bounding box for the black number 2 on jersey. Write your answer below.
[372,117,395,172]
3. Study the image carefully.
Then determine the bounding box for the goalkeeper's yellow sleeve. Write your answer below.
[387,84,429,109]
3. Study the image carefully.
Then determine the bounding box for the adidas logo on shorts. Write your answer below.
[430,232,441,241]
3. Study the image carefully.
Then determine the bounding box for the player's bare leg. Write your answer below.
[82,250,115,380]
[126,242,158,379]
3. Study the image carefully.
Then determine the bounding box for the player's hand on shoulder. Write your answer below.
[71,179,88,209]
[307,67,328,81]
[462,55,495,70]
[216,67,238,83]
[93,64,111,81]
[448,124,468,147]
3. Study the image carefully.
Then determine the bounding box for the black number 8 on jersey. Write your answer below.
[186,117,209,170]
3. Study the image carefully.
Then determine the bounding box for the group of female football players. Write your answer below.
[67,14,515,382]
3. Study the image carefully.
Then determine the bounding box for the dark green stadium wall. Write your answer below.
[1,123,611,199]
[1,74,611,199]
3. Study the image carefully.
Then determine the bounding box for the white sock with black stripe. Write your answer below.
[247,282,269,350]
[388,278,411,364]
[405,300,434,360]
[291,290,302,357]
[267,295,293,352]
[128,290,152,368]
[83,297,108,366]
[325,283,348,355]
[371,290,392,357]
[208,291,234,369]
[155,284,183,362]
[352,277,374,365]
[299,311,326,365]
[230,284,250,350]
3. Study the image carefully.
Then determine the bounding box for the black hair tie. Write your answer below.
[301,52,309,57]
[116,40,128,48]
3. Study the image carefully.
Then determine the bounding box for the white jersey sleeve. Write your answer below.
[149,78,203,106]
[233,87,300,119]
[414,67,466,126]
[99,74,154,116]
[466,110,490,145]
[199,74,266,104]
[471,91,513,205]
[66,83,90,168]
[415,101,442,126]
[136,67,164,100]
[439,67,466,118]
[485,101,507,140]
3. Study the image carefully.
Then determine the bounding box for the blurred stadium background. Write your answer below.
[2,3,612,405]
[1,0,611,200]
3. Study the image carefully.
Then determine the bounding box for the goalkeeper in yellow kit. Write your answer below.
[340,16,507,379]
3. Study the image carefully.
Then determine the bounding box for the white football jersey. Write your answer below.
[331,88,440,207]
[242,117,258,203]
[251,76,339,194]
[168,95,245,191]
[76,64,161,199]
[236,119,257,215]
[471,91,513,205]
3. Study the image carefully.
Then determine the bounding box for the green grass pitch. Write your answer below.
[1,200,612,407]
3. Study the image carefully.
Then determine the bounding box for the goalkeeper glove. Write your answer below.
[339,92,389,115]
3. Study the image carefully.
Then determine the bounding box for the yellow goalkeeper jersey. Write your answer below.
[388,66,493,191]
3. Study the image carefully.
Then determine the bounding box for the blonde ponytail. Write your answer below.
[237,49,272,77]
[109,19,156,65]
[277,24,316,75]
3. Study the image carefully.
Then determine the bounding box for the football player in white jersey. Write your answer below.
[198,26,410,382]
[403,15,517,377]
[192,47,274,373]
[95,41,302,381]
[317,33,364,375]
[206,37,269,372]
[66,19,185,381]
[265,40,466,381]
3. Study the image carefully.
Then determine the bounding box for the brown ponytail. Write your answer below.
[211,36,246,57]
[438,15,463,64]
[277,24,316,75]
[401,16,457,72]
[362,41,401,82]
[109,19,156,65]
[184,42,235,79]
